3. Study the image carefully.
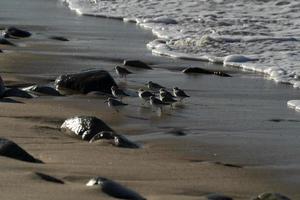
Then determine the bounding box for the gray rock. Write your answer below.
[86,177,146,200]
[55,70,117,94]
[123,60,152,70]
[61,116,114,141]
[252,193,291,200]
[89,131,140,149]
[4,27,31,38]
[0,138,41,163]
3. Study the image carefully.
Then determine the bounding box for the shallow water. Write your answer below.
[63,0,300,88]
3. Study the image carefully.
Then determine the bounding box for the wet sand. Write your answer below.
[1,0,300,199]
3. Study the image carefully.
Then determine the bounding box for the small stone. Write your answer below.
[123,60,152,70]
[4,27,31,38]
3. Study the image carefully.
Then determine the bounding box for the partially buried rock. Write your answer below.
[0,138,41,163]
[123,60,152,70]
[61,116,114,141]
[55,70,117,94]
[0,75,5,97]
[23,85,61,96]
[182,67,231,77]
[252,193,291,200]
[204,193,233,200]
[3,27,31,38]
[49,36,69,41]
[89,131,140,149]
[0,38,15,46]
[86,177,146,200]
[3,88,33,98]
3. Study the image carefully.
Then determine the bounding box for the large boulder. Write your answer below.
[61,116,114,141]
[3,27,31,38]
[86,177,146,200]
[0,138,41,163]
[252,193,291,200]
[55,70,117,94]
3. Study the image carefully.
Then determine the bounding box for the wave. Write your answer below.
[62,0,300,103]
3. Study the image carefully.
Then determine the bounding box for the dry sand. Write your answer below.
[0,0,300,199]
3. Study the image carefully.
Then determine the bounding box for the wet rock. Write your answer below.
[34,172,64,184]
[0,38,15,46]
[55,70,117,94]
[3,27,31,38]
[90,131,140,149]
[205,193,233,200]
[182,67,212,74]
[23,85,61,96]
[0,76,5,97]
[86,177,146,200]
[3,88,33,98]
[252,192,291,200]
[0,138,41,163]
[49,36,69,41]
[61,116,114,141]
[182,67,231,77]
[123,60,152,70]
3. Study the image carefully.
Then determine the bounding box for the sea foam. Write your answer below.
[62,0,300,111]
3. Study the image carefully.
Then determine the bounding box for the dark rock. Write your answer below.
[89,131,140,149]
[213,71,232,77]
[86,177,146,200]
[0,38,15,46]
[182,67,212,74]
[182,67,231,77]
[0,76,5,97]
[4,27,31,38]
[55,70,117,94]
[166,128,186,136]
[49,36,69,41]
[123,60,152,70]
[252,193,291,200]
[205,194,233,200]
[34,172,64,184]
[3,88,33,98]
[0,49,2,53]
[0,138,41,163]
[23,85,61,96]
[61,116,114,141]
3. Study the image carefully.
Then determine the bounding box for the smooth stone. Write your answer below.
[49,36,69,41]
[34,172,64,184]
[89,131,140,149]
[4,27,31,38]
[55,70,117,94]
[23,85,61,96]
[252,192,291,200]
[86,177,146,200]
[61,116,114,141]
[205,193,233,200]
[0,38,15,46]
[123,60,152,70]
[3,88,33,98]
[0,138,41,163]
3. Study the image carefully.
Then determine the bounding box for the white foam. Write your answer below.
[62,0,300,107]
[287,100,300,112]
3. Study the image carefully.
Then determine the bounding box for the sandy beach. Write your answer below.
[1,0,300,199]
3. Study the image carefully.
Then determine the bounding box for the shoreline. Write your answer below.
[1,0,300,199]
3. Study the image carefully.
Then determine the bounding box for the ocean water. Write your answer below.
[62,0,300,109]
